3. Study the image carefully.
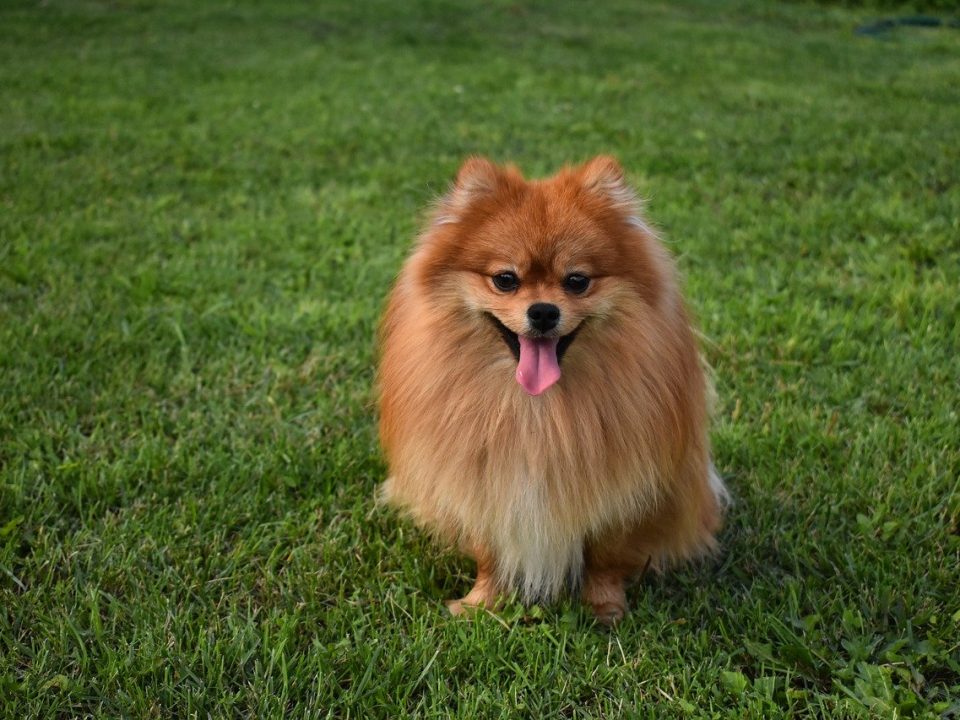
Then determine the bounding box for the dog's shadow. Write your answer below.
[633,490,815,599]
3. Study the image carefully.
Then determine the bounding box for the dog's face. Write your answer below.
[414,156,667,395]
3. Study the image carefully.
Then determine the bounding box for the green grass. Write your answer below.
[2,0,959,716]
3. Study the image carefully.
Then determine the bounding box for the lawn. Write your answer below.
[1,0,959,716]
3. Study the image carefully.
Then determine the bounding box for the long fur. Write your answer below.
[378,156,725,606]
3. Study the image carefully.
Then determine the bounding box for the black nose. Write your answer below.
[527,303,560,333]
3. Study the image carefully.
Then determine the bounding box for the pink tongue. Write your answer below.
[516,336,561,396]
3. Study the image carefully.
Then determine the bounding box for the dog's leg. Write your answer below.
[447,550,499,616]
[581,565,629,625]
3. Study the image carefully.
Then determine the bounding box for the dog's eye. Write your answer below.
[492,272,519,292]
[563,274,590,294]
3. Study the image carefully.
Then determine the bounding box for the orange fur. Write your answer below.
[377,156,725,622]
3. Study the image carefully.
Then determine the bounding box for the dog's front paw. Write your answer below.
[589,600,626,626]
[446,597,487,617]
[446,598,469,616]
[583,573,627,626]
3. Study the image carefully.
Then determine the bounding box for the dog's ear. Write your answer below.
[432,156,513,225]
[579,155,635,210]
[454,156,501,197]
[579,155,651,232]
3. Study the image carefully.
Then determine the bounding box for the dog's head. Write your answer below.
[413,156,671,395]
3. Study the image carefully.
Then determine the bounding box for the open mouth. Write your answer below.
[484,313,582,395]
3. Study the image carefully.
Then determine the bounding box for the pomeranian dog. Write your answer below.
[378,156,727,623]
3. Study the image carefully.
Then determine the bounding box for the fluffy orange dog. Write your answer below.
[378,156,727,623]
